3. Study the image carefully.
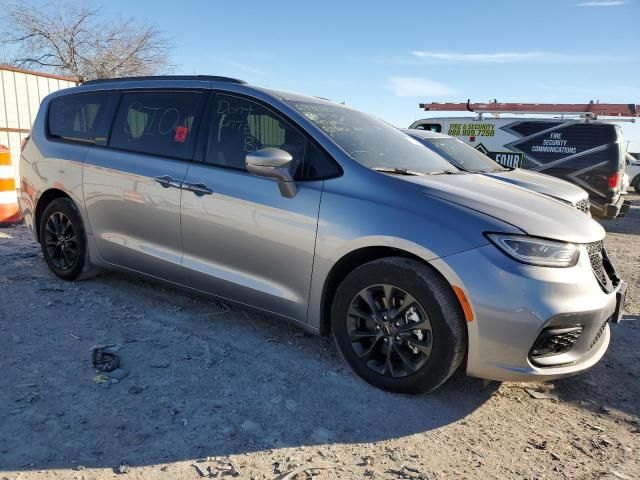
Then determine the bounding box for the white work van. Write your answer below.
[408,116,628,218]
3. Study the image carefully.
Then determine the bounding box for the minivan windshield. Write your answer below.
[286,100,459,175]
[418,136,507,173]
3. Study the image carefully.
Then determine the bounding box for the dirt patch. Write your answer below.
[0,196,638,479]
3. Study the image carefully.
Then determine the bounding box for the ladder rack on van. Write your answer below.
[419,101,640,120]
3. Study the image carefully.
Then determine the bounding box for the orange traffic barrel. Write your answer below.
[0,145,22,226]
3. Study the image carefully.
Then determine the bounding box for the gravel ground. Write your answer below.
[1,194,638,480]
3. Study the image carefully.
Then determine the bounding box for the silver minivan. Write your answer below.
[19,76,627,393]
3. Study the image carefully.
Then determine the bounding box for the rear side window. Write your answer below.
[48,93,108,144]
[110,91,203,159]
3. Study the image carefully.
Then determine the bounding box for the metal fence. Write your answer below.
[0,66,78,182]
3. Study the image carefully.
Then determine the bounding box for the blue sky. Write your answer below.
[96,0,638,150]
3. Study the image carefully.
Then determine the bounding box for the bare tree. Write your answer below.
[0,1,173,80]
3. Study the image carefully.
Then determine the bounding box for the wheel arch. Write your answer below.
[318,245,462,336]
[34,188,72,243]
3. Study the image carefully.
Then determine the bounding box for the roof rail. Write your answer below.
[81,75,247,86]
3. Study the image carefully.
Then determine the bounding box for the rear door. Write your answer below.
[83,89,205,280]
[507,121,621,209]
[179,92,337,320]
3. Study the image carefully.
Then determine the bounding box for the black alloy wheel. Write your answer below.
[331,257,467,394]
[39,198,91,281]
[43,211,78,271]
[347,284,433,378]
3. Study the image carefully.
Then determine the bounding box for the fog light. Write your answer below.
[530,326,583,358]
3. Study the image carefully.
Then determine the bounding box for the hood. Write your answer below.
[400,173,604,244]
[485,169,589,205]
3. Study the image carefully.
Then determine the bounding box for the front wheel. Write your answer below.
[331,257,467,394]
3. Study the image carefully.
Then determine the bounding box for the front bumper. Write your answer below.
[430,243,621,382]
[599,194,630,219]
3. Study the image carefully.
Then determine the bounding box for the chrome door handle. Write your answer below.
[182,181,213,196]
[154,175,182,189]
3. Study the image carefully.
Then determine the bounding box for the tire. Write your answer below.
[634,181,640,194]
[331,257,467,394]
[39,197,96,281]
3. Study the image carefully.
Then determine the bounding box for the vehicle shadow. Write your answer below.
[551,314,640,421]
[0,270,499,472]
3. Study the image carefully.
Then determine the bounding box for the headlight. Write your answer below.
[485,233,580,267]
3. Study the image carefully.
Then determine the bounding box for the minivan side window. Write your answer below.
[109,91,203,160]
[206,94,340,180]
[48,93,109,144]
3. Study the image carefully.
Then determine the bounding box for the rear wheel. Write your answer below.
[39,198,91,281]
[331,257,467,394]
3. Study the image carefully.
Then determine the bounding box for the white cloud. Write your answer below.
[388,77,455,97]
[412,51,550,63]
[222,60,270,76]
[576,1,627,6]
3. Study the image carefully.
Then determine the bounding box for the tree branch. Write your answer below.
[0,1,173,79]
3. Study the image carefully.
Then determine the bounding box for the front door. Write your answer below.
[83,89,205,280]
[179,93,323,321]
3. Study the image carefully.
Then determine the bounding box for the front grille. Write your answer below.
[574,198,591,215]
[587,241,615,292]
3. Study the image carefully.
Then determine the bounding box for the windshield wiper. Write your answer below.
[372,167,424,176]
[426,170,458,175]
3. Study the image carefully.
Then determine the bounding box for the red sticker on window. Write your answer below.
[174,126,189,143]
